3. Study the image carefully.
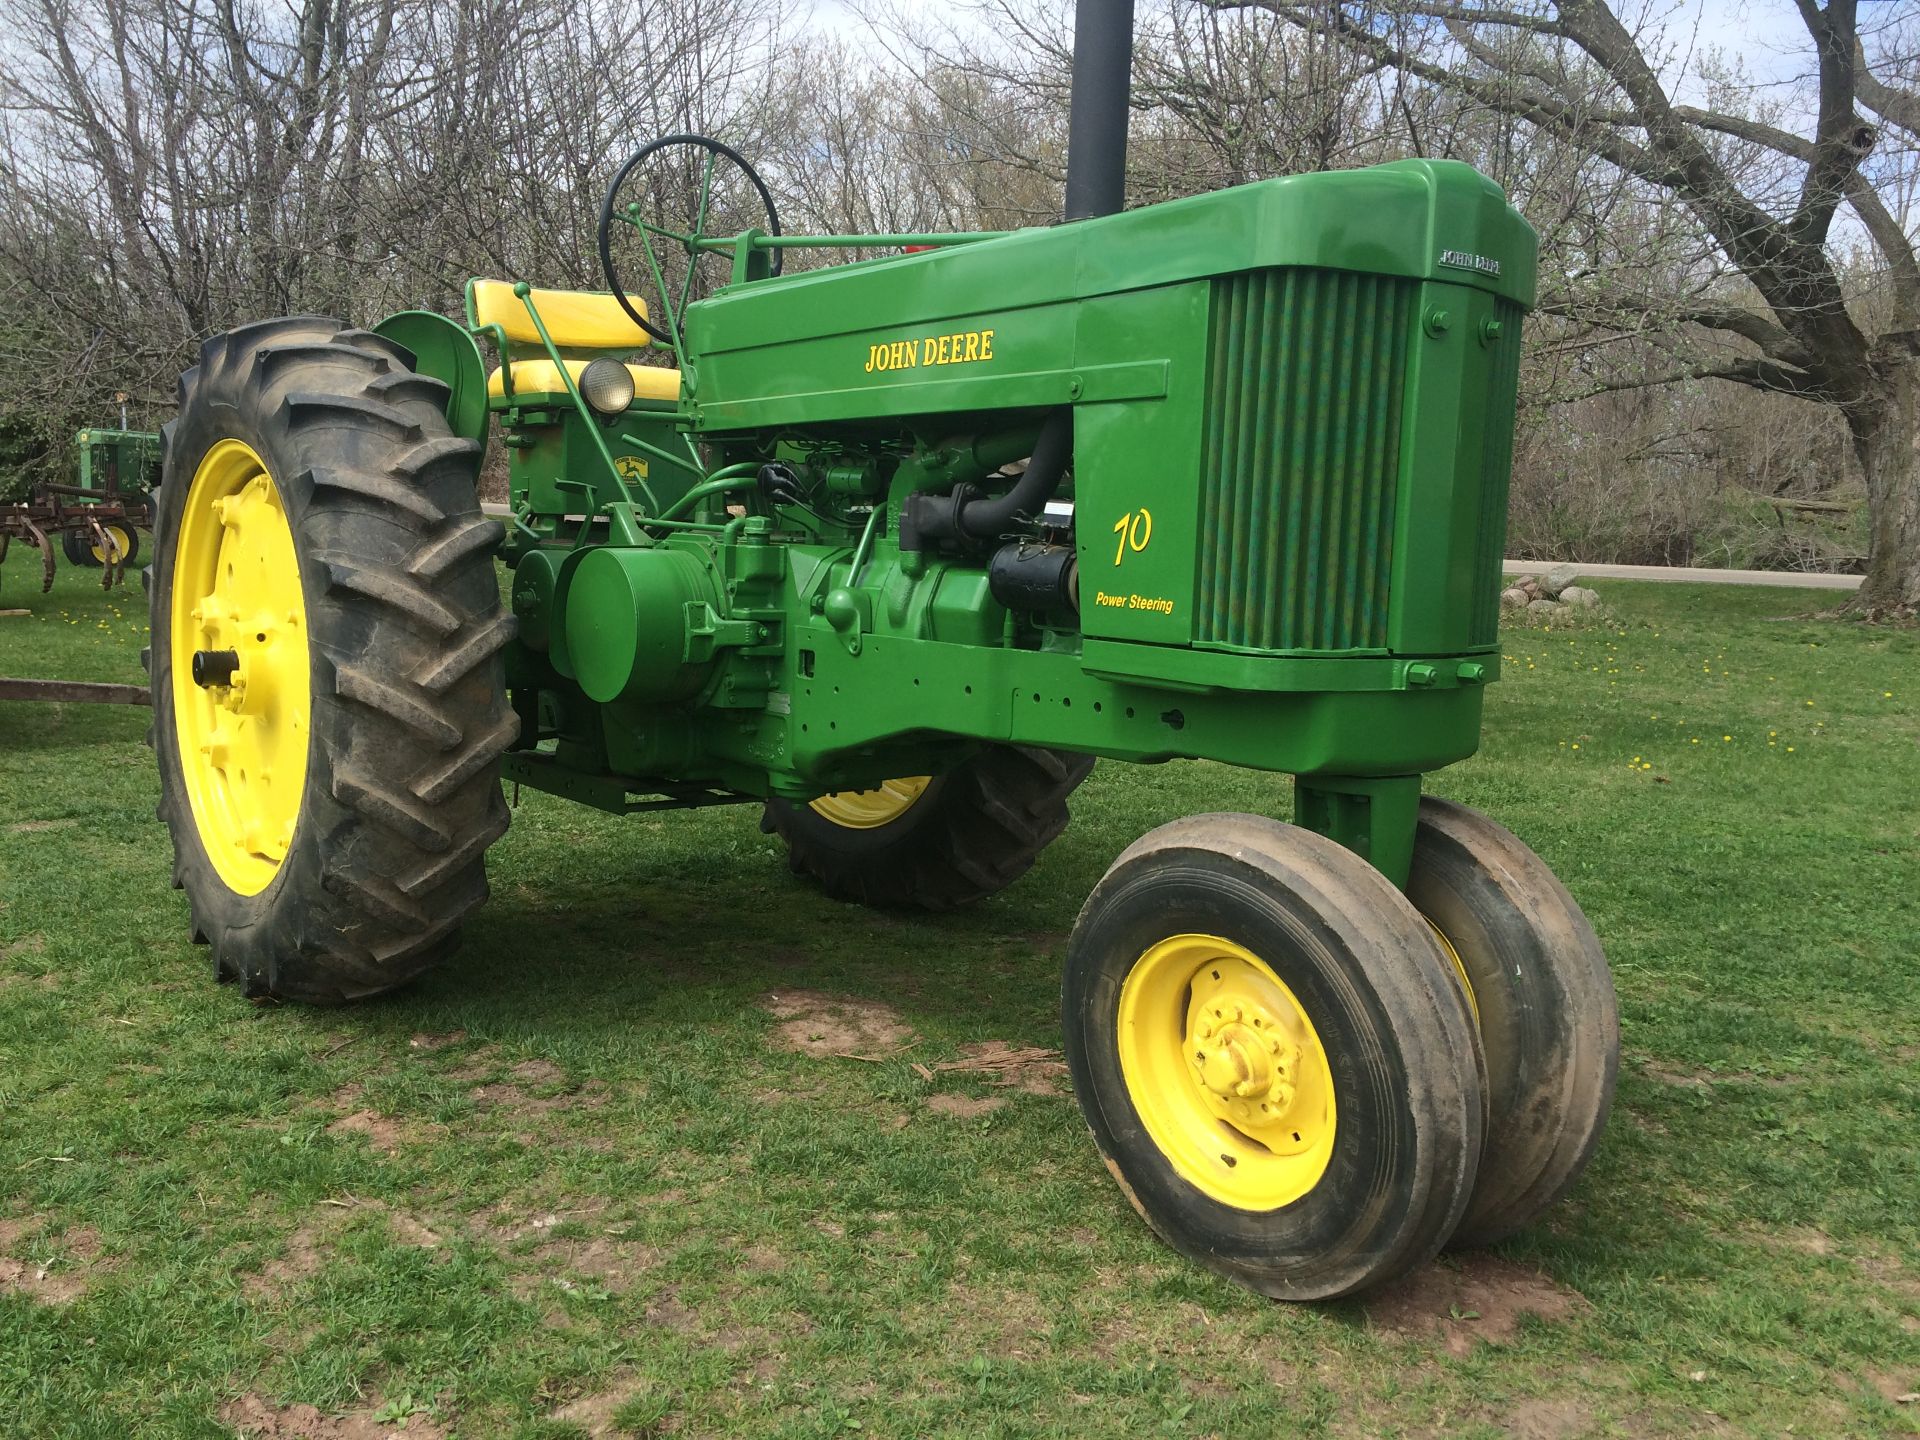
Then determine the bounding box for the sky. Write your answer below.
[801,0,1831,102]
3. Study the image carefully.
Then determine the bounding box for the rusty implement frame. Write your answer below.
[0,486,148,593]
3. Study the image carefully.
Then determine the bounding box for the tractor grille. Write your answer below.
[1468,298,1526,647]
[1195,267,1414,653]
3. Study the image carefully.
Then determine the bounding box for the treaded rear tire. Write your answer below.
[148,316,518,1003]
[761,745,1095,909]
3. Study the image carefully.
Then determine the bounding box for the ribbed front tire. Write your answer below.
[149,317,518,1003]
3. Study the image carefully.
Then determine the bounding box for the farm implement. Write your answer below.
[146,1,1617,1299]
[1,423,158,598]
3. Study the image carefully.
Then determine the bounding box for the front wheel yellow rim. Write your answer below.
[168,439,310,896]
[1117,934,1337,1210]
[808,775,932,829]
[90,524,134,564]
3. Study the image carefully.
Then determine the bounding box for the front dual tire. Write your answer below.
[1062,804,1616,1298]
[1063,814,1485,1299]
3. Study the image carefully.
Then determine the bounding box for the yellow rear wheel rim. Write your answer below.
[1117,934,1337,1210]
[808,775,932,829]
[169,439,310,896]
[90,524,134,564]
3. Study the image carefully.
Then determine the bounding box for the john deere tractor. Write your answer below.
[147,4,1617,1300]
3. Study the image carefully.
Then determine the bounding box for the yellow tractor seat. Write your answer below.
[465,279,681,405]
[467,280,654,350]
[486,357,683,403]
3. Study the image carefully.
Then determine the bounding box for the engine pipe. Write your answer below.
[899,409,1073,551]
[1064,0,1137,220]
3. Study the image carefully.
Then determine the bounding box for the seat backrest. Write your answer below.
[466,280,652,353]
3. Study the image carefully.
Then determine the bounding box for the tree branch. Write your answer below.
[1854,37,1920,140]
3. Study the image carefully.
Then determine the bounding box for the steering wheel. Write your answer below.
[597,133,783,347]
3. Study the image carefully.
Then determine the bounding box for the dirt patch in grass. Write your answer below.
[930,1040,1068,1096]
[1857,1247,1920,1304]
[440,1045,504,1081]
[468,1074,608,1116]
[761,990,915,1058]
[0,1220,109,1304]
[5,818,79,834]
[1639,1060,1714,1090]
[553,1375,660,1435]
[244,1199,438,1300]
[245,1208,347,1298]
[220,1393,446,1439]
[1863,1369,1920,1406]
[321,1081,433,1153]
[645,1286,699,1331]
[384,1210,442,1249]
[533,1235,663,1294]
[927,1093,1006,1118]
[326,1108,408,1154]
[1,933,46,961]
[1487,1397,1596,1439]
[407,1029,467,1052]
[1364,1255,1588,1357]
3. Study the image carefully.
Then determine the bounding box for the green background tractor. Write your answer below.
[62,425,160,569]
[146,1,1617,1301]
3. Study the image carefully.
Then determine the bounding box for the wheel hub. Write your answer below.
[1186,963,1313,1141]
[1116,935,1338,1210]
[169,440,310,896]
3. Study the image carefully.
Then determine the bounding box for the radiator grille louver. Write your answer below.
[1195,268,1414,653]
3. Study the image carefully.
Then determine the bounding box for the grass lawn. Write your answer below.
[1,563,1916,1439]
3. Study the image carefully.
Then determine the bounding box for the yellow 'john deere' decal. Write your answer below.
[863,329,994,373]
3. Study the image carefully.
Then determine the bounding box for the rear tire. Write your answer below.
[762,745,1094,909]
[149,317,518,1003]
[1405,797,1618,1248]
[63,530,95,567]
[1062,813,1484,1300]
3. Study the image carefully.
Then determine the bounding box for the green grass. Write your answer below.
[2,565,1916,1438]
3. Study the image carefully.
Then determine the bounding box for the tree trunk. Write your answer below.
[1849,354,1920,619]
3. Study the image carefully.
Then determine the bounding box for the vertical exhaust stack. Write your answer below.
[1064,0,1136,220]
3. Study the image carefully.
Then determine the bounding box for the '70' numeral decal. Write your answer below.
[1111,508,1153,566]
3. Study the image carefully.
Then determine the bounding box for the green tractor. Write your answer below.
[147,5,1617,1300]
[61,424,160,569]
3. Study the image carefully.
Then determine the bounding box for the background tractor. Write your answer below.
[1,418,157,597]
[147,0,1618,1300]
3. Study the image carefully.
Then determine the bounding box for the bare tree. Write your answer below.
[0,0,781,483]
[1212,0,1920,617]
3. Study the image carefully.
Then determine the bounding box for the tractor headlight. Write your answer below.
[579,358,636,417]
